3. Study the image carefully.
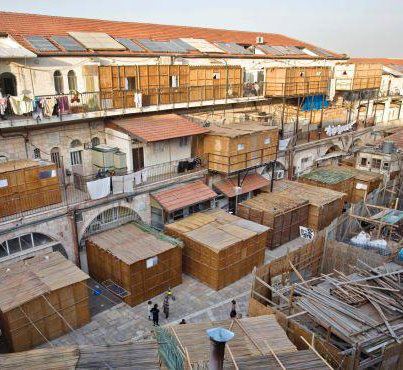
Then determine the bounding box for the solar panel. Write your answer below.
[114,38,143,52]
[51,36,86,51]
[170,39,197,51]
[256,45,284,55]
[180,38,225,53]
[137,39,188,53]
[215,42,252,55]
[68,32,126,50]
[25,36,59,52]
[312,47,334,57]
[283,46,306,55]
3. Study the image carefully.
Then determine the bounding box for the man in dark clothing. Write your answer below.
[151,303,160,326]
[163,295,170,319]
[230,299,237,319]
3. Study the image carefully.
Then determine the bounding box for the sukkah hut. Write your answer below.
[0,159,62,218]
[0,341,159,369]
[0,252,90,352]
[156,315,329,369]
[299,165,382,204]
[165,209,268,290]
[249,235,403,369]
[237,192,309,249]
[271,180,346,231]
[86,222,182,306]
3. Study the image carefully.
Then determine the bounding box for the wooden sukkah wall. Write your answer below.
[0,161,62,218]
[0,254,90,352]
[237,192,309,249]
[203,126,278,173]
[98,65,242,108]
[270,180,346,231]
[165,211,269,290]
[265,67,331,96]
[86,227,182,307]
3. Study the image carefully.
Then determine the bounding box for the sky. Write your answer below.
[1,0,402,58]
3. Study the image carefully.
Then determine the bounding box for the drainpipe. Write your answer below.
[206,327,234,370]
[68,209,81,268]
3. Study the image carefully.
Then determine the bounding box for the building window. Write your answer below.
[172,209,184,221]
[213,72,220,80]
[91,137,101,148]
[360,157,367,166]
[33,148,41,159]
[125,77,136,90]
[0,72,17,96]
[383,162,390,170]
[67,70,77,92]
[53,70,64,94]
[169,75,179,88]
[264,138,271,145]
[0,155,7,164]
[237,143,245,151]
[179,137,189,147]
[70,150,82,166]
[0,233,55,260]
[372,158,382,169]
[51,147,62,168]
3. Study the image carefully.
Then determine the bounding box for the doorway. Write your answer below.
[132,147,144,172]
[0,72,17,96]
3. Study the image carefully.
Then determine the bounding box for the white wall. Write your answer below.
[144,137,192,167]
[105,127,132,171]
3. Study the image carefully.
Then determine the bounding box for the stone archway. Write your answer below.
[79,206,141,272]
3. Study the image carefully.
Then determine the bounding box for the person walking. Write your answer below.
[163,294,170,319]
[147,300,153,320]
[230,299,237,319]
[151,303,160,326]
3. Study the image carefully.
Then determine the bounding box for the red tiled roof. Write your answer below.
[348,58,403,65]
[214,173,270,197]
[0,11,342,58]
[107,114,209,142]
[152,181,217,212]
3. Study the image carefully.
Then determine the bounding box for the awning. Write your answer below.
[213,173,270,198]
[151,180,217,213]
[315,151,347,162]
[107,114,210,143]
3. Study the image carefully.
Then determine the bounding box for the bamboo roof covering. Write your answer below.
[165,209,268,252]
[240,192,309,215]
[272,180,346,206]
[88,222,181,265]
[0,341,159,369]
[0,159,50,173]
[208,123,277,138]
[171,315,296,363]
[0,252,89,312]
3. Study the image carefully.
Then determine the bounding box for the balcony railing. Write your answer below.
[0,157,206,223]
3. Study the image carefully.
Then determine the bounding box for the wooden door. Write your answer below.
[132,147,144,172]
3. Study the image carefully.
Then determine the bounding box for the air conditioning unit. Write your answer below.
[275,170,285,180]
[256,36,264,44]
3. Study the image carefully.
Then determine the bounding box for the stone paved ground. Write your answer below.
[47,237,311,347]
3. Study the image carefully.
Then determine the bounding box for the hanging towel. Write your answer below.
[141,168,148,183]
[57,96,70,114]
[0,98,7,115]
[134,92,142,108]
[43,97,56,117]
[9,95,34,115]
[87,177,110,200]
[111,175,124,194]
[134,171,142,186]
[123,173,135,192]
[32,98,44,121]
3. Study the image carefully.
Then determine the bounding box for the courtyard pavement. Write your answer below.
[47,237,311,347]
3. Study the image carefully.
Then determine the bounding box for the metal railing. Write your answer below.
[0,157,206,223]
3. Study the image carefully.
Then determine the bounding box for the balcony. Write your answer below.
[0,158,207,224]
[0,83,266,129]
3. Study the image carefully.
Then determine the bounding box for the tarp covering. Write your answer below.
[301,95,329,111]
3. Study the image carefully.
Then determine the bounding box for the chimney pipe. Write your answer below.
[206,327,235,370]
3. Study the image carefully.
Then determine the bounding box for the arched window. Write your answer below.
[0,155,7,164]
[51,147,62,168]
[0,72,17,96]
[70,139,83,166]
[0,232,56,259]
[91,137,100,148]
[53,70,64,94]
[67,70,77,92]
[33,148,41,159]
